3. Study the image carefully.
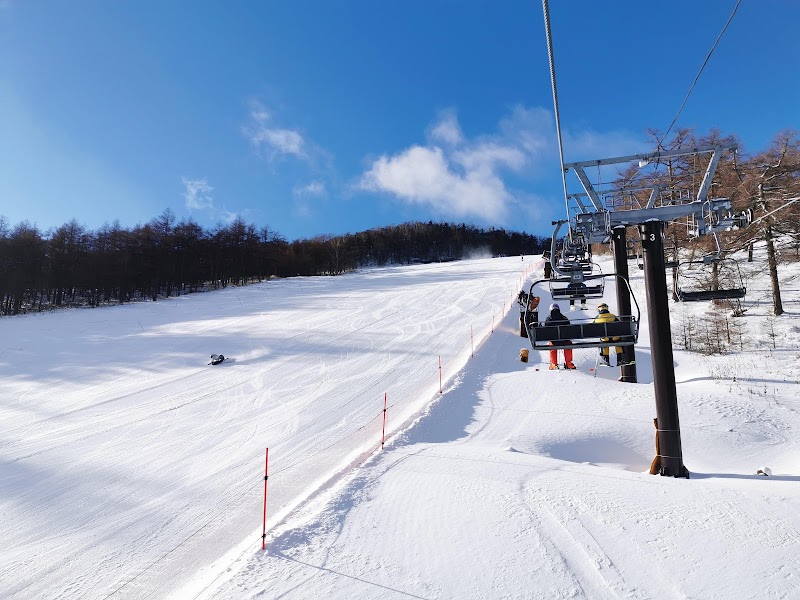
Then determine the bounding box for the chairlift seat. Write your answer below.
[557,262,593,273]
[676,287,746,302]
[550,284,604,299]
[523,272,641,352]
[675,257,746,302]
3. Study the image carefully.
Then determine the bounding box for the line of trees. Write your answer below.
[0,214,547,316]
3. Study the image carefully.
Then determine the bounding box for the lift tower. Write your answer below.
[561,144,749,477]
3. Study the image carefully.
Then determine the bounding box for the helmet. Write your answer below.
[597,303,609,311]
[549,303,560,311]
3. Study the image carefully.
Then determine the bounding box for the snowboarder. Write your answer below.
[593,303,628,366]
[544,303,575,370]
[209,354,225,365]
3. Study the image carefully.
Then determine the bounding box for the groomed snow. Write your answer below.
[1,255,531,599]
[207,245,800,600]
[3,249,799,600]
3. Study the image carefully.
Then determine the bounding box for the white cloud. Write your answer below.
[359,110,534,223]
[361,145,511,222]
[291,181,327,218]
[430,111,463,146]
[293,181,326,198]
[182,177,214,210]
[452,143,526,173]
[358,106,646,225]
[497,106,553,160]
[222,210,239,224]
[243,101,307,161]
[253,128,305,157]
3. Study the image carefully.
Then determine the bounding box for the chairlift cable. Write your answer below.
[748,196,800,227]
[658,0,742,146]
[540,0,571,232]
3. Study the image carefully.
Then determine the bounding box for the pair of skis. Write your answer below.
[592,355,635,378]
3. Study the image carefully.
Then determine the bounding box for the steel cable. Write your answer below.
[541,0,571,230]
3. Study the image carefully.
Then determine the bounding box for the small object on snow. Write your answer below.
[756,467,772,476]
[209,354,225,365]
[519,348,529,363]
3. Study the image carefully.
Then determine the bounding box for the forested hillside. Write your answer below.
[0,217,546,315]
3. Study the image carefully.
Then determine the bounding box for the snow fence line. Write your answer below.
[112,260,539,600]
[258,262,538,532]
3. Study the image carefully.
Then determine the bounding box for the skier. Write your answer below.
[544,303,576,370]
[543,259,553,279]
[593,303,628,366]
[566,281,588,311]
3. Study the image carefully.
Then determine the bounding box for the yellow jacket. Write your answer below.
[593,309,617,323]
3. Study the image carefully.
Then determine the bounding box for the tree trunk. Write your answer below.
[764,225,784,316]
[671,269,680,302]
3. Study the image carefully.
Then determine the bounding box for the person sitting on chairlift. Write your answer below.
[566,281,588,311]
[593,303,630,367]
[545,303,576,370]
[527,295,540,328]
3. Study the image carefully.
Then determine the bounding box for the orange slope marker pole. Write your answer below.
[381,393,387,450]
[261,447,269,550]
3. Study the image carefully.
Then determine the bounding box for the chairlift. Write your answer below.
[663,241,680,269]
[636,251,680,270]
[551,226,593,274]
[522,274,640,351]
[549,270,605,301]
[626,240,638,260]
[673,256,746,302]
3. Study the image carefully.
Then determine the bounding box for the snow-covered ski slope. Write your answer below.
[205,244,800,600]
[1,256,532,599]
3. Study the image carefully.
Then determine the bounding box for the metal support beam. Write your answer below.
[611,227,637,383]
[639,221,689,478]
[564,144,737,170]
[571,166,604,211]
[646,185,661,209]
[695,148,723,204]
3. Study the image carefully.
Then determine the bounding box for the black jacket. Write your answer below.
[545,308,570,345]
[545,308,569,326]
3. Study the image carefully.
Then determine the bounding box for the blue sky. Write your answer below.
[1,1,798,241]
